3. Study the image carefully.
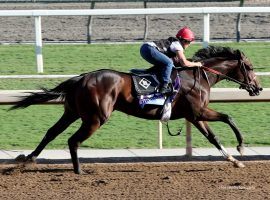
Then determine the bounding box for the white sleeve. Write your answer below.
[170,41,183,53]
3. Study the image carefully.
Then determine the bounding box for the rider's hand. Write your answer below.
[197,62,203,67]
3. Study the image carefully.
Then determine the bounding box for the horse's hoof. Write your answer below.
[80,170,88,175]
[75,169,88,175]
[234,161,245,168]
[237,145,244,156]
[15,154,27,162]
[15,154,36,164]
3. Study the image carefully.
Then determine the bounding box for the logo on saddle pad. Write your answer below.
[139,78,151,89]
[131,74,160,95]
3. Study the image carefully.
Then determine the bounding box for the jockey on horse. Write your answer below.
[140,26,202,94]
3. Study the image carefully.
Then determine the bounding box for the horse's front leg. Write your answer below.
[199,108,244,155]
[192,120,245,168]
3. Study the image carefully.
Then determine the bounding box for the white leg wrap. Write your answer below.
[219,145,229,158]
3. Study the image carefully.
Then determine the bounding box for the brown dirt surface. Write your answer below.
[0,1,270,43]
[0,161,269,200]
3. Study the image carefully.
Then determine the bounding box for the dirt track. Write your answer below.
[0,1,270,43]
[0,161,269,200]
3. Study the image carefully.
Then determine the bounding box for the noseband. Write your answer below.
[239,60,253,87]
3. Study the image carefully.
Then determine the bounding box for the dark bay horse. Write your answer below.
[11,46,262,174]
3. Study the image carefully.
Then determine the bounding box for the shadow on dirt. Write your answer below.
[1,155,269,165]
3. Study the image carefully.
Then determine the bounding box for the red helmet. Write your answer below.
[176,27,195,41]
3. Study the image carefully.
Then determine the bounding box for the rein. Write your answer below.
[175,65,250,88]
[165,122,182,136]
[201,65,250,88]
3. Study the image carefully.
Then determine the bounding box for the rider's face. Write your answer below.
[181,39,191,49]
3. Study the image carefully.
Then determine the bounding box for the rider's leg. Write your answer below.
[140,44,174,93]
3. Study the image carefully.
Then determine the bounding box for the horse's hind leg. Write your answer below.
[192,120,245,168]
[16,110,79,163]
[68,117,100,174]
[199,108,244,155]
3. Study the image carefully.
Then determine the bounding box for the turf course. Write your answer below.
[0,42,269,149]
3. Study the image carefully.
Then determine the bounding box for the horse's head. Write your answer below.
[192,46,263,96]
[233,50,263,96]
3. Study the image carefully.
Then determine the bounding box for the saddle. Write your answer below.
[130,68,181,121]
[130,68,165,95]
[130,68,181,107]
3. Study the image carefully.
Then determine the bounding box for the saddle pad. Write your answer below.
[131,74,160,95]
[138,75,181,109]
[139,93,166,108]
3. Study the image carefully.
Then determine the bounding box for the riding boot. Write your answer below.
[159,83,171,94]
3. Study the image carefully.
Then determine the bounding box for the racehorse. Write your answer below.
[11,46,262,174]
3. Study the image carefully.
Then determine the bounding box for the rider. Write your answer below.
[140,26,202,94]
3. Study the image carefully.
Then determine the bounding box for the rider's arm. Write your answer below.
[175,50,202,67]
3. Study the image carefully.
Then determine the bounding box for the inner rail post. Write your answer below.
[34,16,43,73]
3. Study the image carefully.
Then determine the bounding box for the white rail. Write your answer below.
[1,7,270,17]
[0,7,270,73]
[1,88,270,156]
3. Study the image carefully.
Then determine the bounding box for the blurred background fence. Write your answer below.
[1,6,270,72]
[0,0,269,44]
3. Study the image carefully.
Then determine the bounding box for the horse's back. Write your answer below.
[77,69,129,90]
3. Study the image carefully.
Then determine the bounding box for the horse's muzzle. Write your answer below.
[243,85,263,96]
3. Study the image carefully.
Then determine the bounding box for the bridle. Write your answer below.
[201,61,249,89]
[201,59,262,96]
[176,58,262,96]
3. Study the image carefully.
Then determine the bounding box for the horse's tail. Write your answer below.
[10,75,83,110]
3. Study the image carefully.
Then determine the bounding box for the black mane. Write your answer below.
[192,46,241,61]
